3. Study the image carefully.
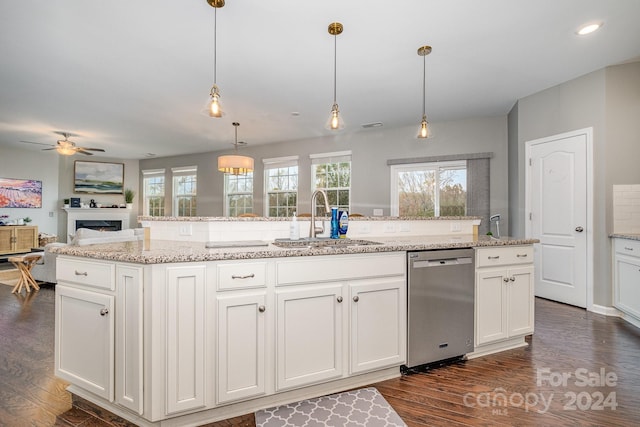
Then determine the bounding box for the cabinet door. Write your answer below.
[217,292,266,404]
[475,269,509,345]
[507,266,535,337]
[614,255,640,319]
[0,227,14,254]
[14,226,37,252]
[276,284,343,391]
[115,265,143,414]
[350,278,405,374]
[55,285,114,401]
[166,266,206,415]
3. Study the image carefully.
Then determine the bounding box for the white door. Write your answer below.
[526,129,590,308]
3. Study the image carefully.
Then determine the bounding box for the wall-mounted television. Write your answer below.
[0,178,43,208]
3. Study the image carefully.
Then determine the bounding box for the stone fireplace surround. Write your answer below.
[64,208,131,239]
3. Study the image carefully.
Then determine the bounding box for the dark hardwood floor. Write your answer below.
[1,283,639,426]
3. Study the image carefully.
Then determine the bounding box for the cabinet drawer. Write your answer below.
[276,253,405,286]
[57,257,115,290]
[217,262,267,290]
[614,238,640,258]
[476,246,533,268]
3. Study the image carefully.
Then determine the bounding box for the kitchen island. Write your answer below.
[52,232,537,426]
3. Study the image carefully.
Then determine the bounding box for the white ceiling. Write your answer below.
[1,0,639,160]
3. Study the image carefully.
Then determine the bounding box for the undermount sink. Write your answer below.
[272,238,382,249]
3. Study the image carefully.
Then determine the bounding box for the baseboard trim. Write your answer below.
[590,304,621,317]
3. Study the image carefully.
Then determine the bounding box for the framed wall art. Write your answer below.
[74,161,124,194]
[0,177,43,208]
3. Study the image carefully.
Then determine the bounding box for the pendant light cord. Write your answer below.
[333,33,337,104]
[213,7,217,85]
[422,52,426,117]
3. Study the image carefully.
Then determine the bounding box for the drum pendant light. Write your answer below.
[206,0,225,118]
[417,45,432,139]
[326,22,345,130]
[218,122,254,175]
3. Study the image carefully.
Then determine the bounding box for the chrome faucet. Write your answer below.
[489,214,501,239]
[310,189,331,239]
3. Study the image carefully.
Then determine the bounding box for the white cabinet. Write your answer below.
[115,265,143,414]
[276,284,344,391]
[613,238,640,327]
[474,246,534,352]
[55,284,115,401]
[349,277,405,374]
[165,265,206,415]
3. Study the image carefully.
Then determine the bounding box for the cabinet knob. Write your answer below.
[509,276,516,282]
[258,305,266,313]
[100,308,109,316]
[575,226,584,232]
[353,296,360,302]
[336,296,343,303]
[503,277,510,283]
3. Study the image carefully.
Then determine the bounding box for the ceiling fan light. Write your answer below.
[56,145,76,155]
[218,155,254,175]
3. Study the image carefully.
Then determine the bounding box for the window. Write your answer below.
[311,151,351,215]
[172,166,197,217]
[225,172,253,217]
[142,169,165,216]
[264,156,298,217]
[391,161,466,217]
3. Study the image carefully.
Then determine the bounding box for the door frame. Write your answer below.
[524,127,594,310]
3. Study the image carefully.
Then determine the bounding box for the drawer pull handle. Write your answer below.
[624,247,634,251]
[258,305,266,313]
[231,273,255,279]
[353,296,360,302]
[516,254,528,258]
[75,271,88,276]
[336,296,343,303]
[100,308,109,316]
[488,256,500,260]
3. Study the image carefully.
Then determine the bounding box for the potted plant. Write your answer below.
[23,217,32,224]
[63,198,70,208]
[124,188,136,209]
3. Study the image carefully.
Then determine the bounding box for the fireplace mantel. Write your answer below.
[64,207,131,237]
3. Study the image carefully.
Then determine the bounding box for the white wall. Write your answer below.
[0,146,60,235]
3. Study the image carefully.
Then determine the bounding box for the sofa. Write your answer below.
[31,228,144,284]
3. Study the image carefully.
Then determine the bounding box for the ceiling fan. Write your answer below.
[20,131,106,156]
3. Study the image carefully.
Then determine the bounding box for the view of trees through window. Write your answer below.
[396,163,466,217]
[266,166,298,217]
[143,176,165,216]
[226,172,253,217]
[173,174,197,216]
[312,161,350,215]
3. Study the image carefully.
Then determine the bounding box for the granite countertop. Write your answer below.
[610,233,640,241]
[49,235,538,264]
[137,215,482,222]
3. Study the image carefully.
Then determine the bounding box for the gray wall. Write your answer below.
[0,146,60,235]
[140,115,509,224]
[508,61,640,307]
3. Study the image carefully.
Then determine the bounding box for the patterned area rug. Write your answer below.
[255,387,406,427]
[0,268,20,286]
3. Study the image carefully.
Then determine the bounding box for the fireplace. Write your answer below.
[64,207,131,241]
[76,220,122,232]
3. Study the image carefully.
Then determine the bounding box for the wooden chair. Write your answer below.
[9,253,43,294]
[297,213,312,217]
[238,213,258,217]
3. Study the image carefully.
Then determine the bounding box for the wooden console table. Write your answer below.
[0,225,38,255]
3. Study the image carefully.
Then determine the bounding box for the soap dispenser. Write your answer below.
[289,212,300,240]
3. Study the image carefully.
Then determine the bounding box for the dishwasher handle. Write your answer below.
[412,257,473,268]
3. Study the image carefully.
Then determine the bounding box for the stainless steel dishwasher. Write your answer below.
[404,248,475,371]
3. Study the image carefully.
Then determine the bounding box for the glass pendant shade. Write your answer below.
[207,85,223,118]
[417,115,431,139]
[326,103,345,130]
[217,155,254,175]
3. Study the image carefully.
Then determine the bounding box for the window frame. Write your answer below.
[224,172,254,217]
[390,160,467,217]
[310,151,352,214]
[263,156,299,218]
[172,166,197,217]
[141,169,165,217]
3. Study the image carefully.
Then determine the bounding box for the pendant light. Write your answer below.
[417,45,432,139]
[206,0,225,118]
[218,122,254,175]
[326,22,345,130]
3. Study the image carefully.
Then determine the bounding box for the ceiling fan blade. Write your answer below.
[20,140,54,147]
[81,147,106,152]
[42,147,57,151]
[76,149,94,155]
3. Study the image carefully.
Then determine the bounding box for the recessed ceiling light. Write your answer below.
[291,112,300,116]
[576,22,603,36]
[362,122,383,128]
